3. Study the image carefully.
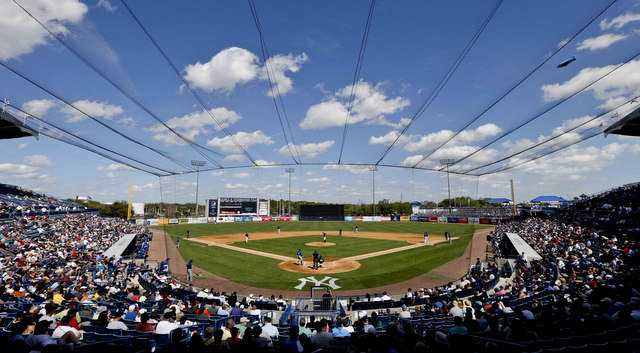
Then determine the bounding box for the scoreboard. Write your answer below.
[207,197,270,217]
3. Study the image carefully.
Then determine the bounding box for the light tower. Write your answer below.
[191,160,206,217]
[439,159,455,215]
[285,168,295,216]
[369,166,378,218]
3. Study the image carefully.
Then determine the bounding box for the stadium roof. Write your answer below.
[0,109,38,141]
[485,198,512,203]
[604,105,640,138]
[530,196,568,203]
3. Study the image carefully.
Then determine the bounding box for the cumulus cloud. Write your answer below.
[306,177,331,184]
[207,130,274,154]
[60,100,123,123]
[369,130,400,146]
[0,0,87,61]
[541,59,640,103]
[0,155,55,180]
[183,47,307,95]
[600,12,640,30]
[322,163,371,174]
[96,0,116,12]
[300,81,410,129]
[232,172,254,179]
[260,53,308,95]
[224,183,248,189]
[577,33,628,51]
[402,123,502,152]
[223,154,245,162]
[146,107,241,146]
[96,163,132,172]
[21,99,58,118]
[278,140,334,158]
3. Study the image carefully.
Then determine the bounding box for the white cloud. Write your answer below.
[18,143,29,149]
[300,81,410,129]
[278,140,334,158]
[184,47,260,92]
[117,117,136,128]
[254,159,276,168]
[403,123,502,152]
[306,177,331,184]
[146,107,241,146]
[96,0,116,12]
[224,183,248,189]
[557,37,570,48]
[0,0,87,61]
[600,12,640,30]
[305,171,316,176]
[0,155,55,179]
[260,53,308,95]
[210,171,225,176]
[577,33,628,51]
[223,154,245,162]
[60,100,123,123]
[232,172,254,179]
[207,130,274,153]
[23,155,54,167]
[322,163,371,174]
[96,163,131,172]
[541,59,640,103]
[369,130,400,146]
[21,99,58,118]
[399,154,426,167]
[34,174,57,183]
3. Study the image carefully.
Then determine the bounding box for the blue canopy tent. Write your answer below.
[530,196,568,203]
[485,198,512,204]
[410,201,421,205]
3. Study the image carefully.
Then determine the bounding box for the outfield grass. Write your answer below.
[153,222,490,291]
[232,235,410,258]
[156,221,483,237]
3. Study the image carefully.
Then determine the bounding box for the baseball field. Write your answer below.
[153,221,491,292]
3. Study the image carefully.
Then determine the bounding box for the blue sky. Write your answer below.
[1,0,640,205]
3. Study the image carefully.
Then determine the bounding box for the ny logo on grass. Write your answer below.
[294,276,341,290]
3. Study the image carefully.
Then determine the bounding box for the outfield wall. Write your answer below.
[137,216,502,225]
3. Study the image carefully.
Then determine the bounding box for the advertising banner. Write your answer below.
[458,217,468,224]
[447,217,458,223]
[258,200,269,216]
[234,217,243,222]
[344,216,354,221]
[147,219,158,226]
[479,218,492,224]
[135,219,145,225]
[207,217,217,223]
[209,199,218,217]
[469,217,480,224]
[354,216,363,222]
[390,216,400,222]
[491,218,500,225]
[410,215,419,222]
[380,216,391,222]
[179,218,189,224]
[169,218,179,225]
[363,216,374,222]
[280,216,290,222]
[253,217,262,222]
[400,216,410,222]
[438,216,447,223]
[217,217,234,223]
[428,216,438,223]
[158,218,169,226]
[262,217,272,222]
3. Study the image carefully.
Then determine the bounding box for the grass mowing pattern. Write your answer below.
[154,222,489,291]
[232,235,410,258]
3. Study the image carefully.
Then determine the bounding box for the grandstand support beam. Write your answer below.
[440,159,455,215]
[286,168,295,216]
[192,160,206,217]
[510,179,516,217]
[369,166,378,217]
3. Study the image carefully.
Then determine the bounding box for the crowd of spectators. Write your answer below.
[0,183,639,352]
[416,207,514,219]
[0,184,86,218]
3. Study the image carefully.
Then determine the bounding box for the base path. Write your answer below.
[148,227,493,297]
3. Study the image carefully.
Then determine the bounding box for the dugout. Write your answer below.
[300,204,344,221]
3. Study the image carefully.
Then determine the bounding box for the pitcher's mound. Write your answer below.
[278,257,361,273]
[306,241,335,246]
